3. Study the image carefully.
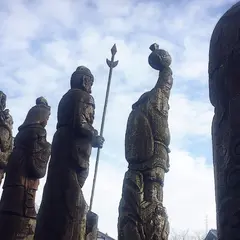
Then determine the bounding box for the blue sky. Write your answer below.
[0,0,239,239]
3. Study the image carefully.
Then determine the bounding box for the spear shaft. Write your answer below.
[89,44,118,211]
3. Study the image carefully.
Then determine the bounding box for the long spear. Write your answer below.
[89,44,119,211]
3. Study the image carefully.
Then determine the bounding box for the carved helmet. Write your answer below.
[20,97,51,128]
[70,66,94,89]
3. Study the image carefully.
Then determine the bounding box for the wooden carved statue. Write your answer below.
[0,97,51,240]
[118,44,172,240]
[34,66,104,240]
[209,2,240,239]
[0,91,13,185]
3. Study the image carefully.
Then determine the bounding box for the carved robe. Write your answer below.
[0,122,51,240]
[35,89,96,240]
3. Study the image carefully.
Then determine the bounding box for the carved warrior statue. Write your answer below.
[0,97,51,240]
[209,2,240,239]
[34,66,104,240]
[118,44,172,240]
[0,91,13,185]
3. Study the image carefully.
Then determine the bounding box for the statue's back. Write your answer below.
[125,107,154,163]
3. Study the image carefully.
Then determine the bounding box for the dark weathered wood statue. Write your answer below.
[0,97,51,240]
[34,66,104,240]
[209,2,240,239]
[118,44,172,240]
[0,91,13,185]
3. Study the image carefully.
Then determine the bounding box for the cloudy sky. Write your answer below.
[0,0,238,239]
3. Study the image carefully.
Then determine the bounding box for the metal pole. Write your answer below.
[89,44,119,211]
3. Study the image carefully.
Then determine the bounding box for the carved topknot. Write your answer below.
[75,66,93,79]
[36,97,49,106]
[149,43,159,52]
[148,44,172,71]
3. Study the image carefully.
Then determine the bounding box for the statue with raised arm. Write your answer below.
[0,97,51,240]
[0,91,13,185]
[34,66,104,240]
[118,44,172,240]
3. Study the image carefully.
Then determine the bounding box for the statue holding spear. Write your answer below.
[34,45,118,240]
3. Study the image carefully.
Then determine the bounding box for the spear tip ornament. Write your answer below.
[106,44,119,68]
[111,44,117,56]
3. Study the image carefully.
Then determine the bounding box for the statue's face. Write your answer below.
[0,92,6,111]
[82,75,93,94]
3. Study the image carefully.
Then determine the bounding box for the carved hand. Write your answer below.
[92,135,105,148]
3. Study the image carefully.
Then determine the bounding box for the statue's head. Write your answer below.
[0,91,6,111]
[21,97,51,128]
[70,66,94,93]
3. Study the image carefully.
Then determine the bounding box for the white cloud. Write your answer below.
[165,150,216,237]
[169,94,213,145]
[0,0,237,239]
